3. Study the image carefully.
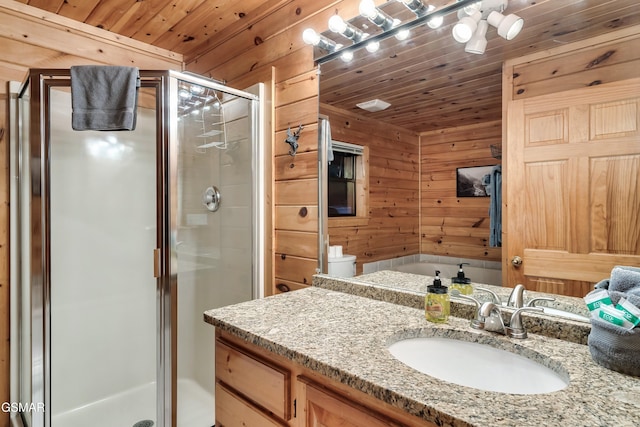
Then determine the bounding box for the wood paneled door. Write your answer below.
[505,78,640,297]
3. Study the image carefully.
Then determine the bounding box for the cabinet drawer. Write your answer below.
[301,378,410,427]
[215,382,287,427]
[216,338,291,420]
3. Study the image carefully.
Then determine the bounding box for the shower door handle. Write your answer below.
[153,248,161,278]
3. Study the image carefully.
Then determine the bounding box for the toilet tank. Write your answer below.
[327,255,356,278]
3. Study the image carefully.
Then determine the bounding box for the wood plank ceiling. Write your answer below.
[11,0,289,62]
[14,0,640,133]
[317,0,640,132]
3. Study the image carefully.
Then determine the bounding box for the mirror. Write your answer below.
[316,0,638,315]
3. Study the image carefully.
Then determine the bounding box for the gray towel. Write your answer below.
[588,316,640,377]
[610,265,640,295]
[594,266,640,307]
[606,266,640,306]
[71,66,140,131]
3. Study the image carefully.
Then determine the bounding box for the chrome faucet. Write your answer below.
[507,284,526,308]
[507,306,544,338]
[471,301,543,339]
[506,283,557,309]
[472,302,507,333]
[451,290,484,329]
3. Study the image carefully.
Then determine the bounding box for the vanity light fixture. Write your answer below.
[464,19,488,54]
[328,15,365,43]
[487,10,524,40]
[304,0,524,64]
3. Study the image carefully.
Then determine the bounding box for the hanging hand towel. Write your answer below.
[70,65,140,131]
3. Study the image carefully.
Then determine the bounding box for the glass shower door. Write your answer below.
[48,85,159,427]
[173,77,258,426]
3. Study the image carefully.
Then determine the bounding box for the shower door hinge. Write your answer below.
[153,248,161,278]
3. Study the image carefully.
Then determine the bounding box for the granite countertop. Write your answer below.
[205,287,640,427]
[313,271,592,345]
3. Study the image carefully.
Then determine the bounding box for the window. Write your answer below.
[328,151,356,216]
[328,141,367,219]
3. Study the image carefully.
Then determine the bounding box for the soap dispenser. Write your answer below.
[450,263,473,295]
[425,270,450,323]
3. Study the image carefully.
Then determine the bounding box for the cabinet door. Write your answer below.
[301,380,407,427]
[505,78,640,296]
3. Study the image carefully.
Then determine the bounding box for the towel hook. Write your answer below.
[285,124,303,156]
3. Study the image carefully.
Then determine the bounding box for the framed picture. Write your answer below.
[456,165,494,197]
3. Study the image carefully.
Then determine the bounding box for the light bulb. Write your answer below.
[366,40,380,53]
[427,15,443,29]
[452,11,480,43]
[488,11,524,40]
[359,0,377,19]
[395,29,410,41]
[328,15,347,34]
[340,50,354,62]
[302,28,338,51]
[302,28,320,45]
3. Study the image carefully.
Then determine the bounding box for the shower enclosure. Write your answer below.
[9,69,265,427]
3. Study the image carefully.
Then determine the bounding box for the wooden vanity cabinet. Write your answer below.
[215,330,437,427]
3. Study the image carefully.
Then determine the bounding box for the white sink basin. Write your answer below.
[388,337,569,394]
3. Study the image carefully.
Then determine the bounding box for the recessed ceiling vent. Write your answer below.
[356,99,391,112]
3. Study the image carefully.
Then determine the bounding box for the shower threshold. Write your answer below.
[51,379,213,427]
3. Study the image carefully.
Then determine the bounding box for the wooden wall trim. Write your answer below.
[0,0,183,69]
[504,25,640,69]
[0,88,9,427]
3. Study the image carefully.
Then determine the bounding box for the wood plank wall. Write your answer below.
[0,2,182,424]
[321,104,420,274]
[420,121,502,262]
[185,0,364,294]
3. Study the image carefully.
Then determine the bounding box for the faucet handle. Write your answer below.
[475,287,502,305]
[450,289,480,308]
[478,302,506,333]
[508,306,543,339]
[451,290,484,329]
[526,296,556,307]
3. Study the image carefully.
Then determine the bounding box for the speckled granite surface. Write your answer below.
[313,271,592,345]
[205,287,640,427]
